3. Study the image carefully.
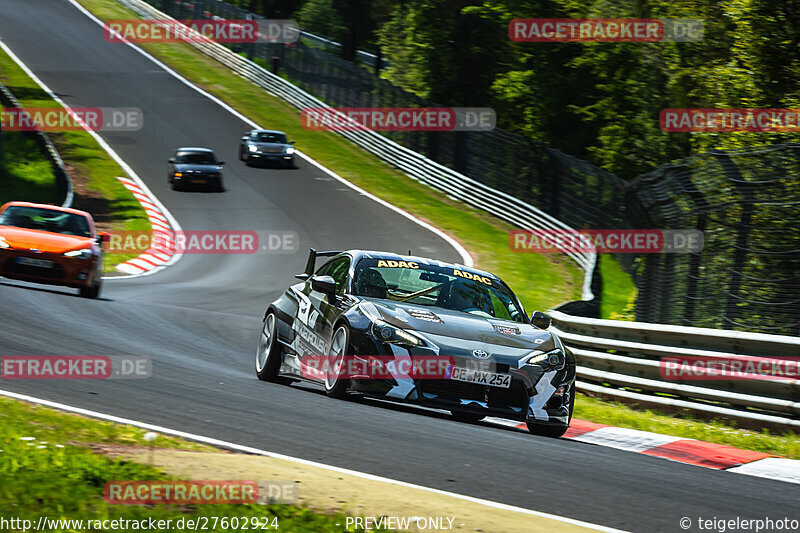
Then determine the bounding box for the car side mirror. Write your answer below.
[289,140,296,144]
[96,231,111,244]
[531,311,551,330]
[311,275,337,301]
[168,157,175,163]
[218,161,225,166]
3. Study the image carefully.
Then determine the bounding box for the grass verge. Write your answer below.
[0,133,60,206]
[0,51,150,272]
[599,255,637,320]
[75,0,585,312]
[574,393,800,459]
[0,397,385,532]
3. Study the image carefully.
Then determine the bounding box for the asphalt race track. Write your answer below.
[0,1,798,531]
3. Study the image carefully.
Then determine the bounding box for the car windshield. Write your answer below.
[175,151,217,164]
[252,132,287,143]
[0,206,91,237]
[353,258,526,322]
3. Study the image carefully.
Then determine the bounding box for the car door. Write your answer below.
[292,255,351,360]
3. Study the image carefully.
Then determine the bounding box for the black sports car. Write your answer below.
[255,249,576,437]
[168,147,225,191]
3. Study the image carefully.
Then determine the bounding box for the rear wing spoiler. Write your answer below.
[295,248,343,280]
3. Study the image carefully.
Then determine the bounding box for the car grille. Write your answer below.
[419,378,527,410]
[3,258,65,280]
[262,147,284,153]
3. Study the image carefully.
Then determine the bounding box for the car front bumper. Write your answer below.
[0,250,97,288]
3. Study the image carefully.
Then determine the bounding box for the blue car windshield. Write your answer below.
[353,258,525,323]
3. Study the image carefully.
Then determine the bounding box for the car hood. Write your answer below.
[173,163,222,172]
[0,226,94,254]
[363,299,556,358]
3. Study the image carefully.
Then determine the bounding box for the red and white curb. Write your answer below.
[115,176,177,275]
[488,418,800,484]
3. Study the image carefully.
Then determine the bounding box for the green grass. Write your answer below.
[599,255,637,319]
[574,393,800,459]
[0,397,388,532]
[0,133,60,206]
[76,0,585,312]
[0,51,150,272]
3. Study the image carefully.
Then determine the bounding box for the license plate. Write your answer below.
[446,365,511,388]
[192,179,207,183]
[18,257,54,268]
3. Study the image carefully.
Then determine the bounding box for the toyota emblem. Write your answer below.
[472,349,490,359]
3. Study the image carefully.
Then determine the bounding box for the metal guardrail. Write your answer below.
[298,31,384,69]
[0,82,73,208]
[549,310,800,429]
[114,0,597,301]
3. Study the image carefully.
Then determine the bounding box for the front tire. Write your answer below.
[526,382,575,438]
[324,323,351,399]
[256,312,283,381]
[526,423,569,438]
[450,411,486,423]
[79,282,101,299]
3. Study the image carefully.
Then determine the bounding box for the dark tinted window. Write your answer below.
[316,256,351,295]
[252,132,288,144]
[353,258,525,322]
[175,151,217,164]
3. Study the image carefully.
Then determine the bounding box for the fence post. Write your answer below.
[711,151,752,330]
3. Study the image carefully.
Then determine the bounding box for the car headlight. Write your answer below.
[371,320,423,347]
[64,248,93,259]
[285,146,295,155]
[524,349,564,369]
[248,144,258,152]
[0,236,10,249]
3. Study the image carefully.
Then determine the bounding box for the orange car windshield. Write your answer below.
[0,206,91,237]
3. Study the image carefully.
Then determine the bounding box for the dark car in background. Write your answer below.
[168,147,225,191]
[239,129,295,168]
[255,249,576,437]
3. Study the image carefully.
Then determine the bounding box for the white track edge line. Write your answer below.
[0,388,625,533]
[0,38,184,280]
[66,0,473,268]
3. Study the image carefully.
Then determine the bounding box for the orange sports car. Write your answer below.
[0,202,108,298]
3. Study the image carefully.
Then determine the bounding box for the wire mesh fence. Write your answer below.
[627,145,800,335]
[140,0,799,335]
